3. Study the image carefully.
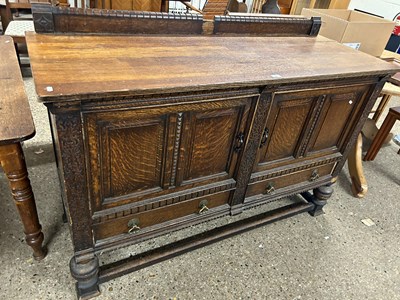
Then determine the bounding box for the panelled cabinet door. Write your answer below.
[306,84,372,157]
[254,83,373,173]
[175,98,253,187]
[85,108,175,211]
[85,96,255,212]
[254,89,321,172]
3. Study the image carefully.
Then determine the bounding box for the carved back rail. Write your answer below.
[31,2,321,36]
[32,2,204,34]
[214,15,321,36]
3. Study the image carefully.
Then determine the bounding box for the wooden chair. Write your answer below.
[364,106,400,161]
[4,0,50,65]
[250,0,291,14]
[180,0,247,20]
[371,82,400,123]
[348,83,400,198]
[177,0,230,19]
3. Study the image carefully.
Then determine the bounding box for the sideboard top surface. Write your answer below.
[26,33,399,102]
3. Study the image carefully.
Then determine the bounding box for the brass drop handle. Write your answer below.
[264,183,275,195]
[198,200,209,214]
[234,132,245,152]
[127,218,140,234]
[260,128,269,148]
[310,170,320,182]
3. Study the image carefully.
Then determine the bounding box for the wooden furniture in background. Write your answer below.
[95,0,163,11]
[202,0,230,19]
[372,82,400,123]
[347,82,400,198]
[27,4,398,299]
[4,0,34,39]
[289,0,350,14]
[251,0,292,14]
[0,0,68,34]
[250,0,349,15]
[3,0,51,65]
[0,36,46,260]
[179,0,235,20]
[348,56,400,198]
[347,133,367,197]
[364,107,400,160]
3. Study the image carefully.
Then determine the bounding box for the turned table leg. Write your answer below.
[348,133,368,198]
[0,143,46,260]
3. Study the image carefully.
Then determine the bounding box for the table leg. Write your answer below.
[348,133,368,198]
[364,111,397,161]
[372,94,391,123]
[0,143,46,260]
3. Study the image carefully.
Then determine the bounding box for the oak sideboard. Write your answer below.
[26,5,398,299]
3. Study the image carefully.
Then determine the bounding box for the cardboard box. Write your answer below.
[301,9,395,57]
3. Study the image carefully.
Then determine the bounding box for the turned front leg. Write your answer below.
[301,184,334,217]
[70,256,100,300]
[0,143,46,260]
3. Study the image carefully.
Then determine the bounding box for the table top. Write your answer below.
[0,36,35,145]
[26,33,400,103]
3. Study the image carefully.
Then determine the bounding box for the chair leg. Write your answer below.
[364,111,397,161]
[372,94,391,123]
[348,133,367,198]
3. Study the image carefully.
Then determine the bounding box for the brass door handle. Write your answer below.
[310,170,320,182]
[198,200,209,214]
[127,218,140,234]
[260,128,269,148]
[234,132,245,152]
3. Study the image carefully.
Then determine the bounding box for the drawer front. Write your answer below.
[246,163,335,198]
[93,190,230,241]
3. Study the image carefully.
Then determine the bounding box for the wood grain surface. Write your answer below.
[25,33,399,102]
[0,36,35,144]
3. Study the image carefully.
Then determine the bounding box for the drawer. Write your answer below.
[245,163,335,198]
[93,190,231,241]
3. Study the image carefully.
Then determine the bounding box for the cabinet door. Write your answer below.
[254,89,320,172]
[85,96,254,212]
[254,84,372,173]
[306,85,371,156]
[175,99,252,187]
[86,108,175,211]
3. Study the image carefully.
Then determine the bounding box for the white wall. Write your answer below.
[349,0,400,20]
